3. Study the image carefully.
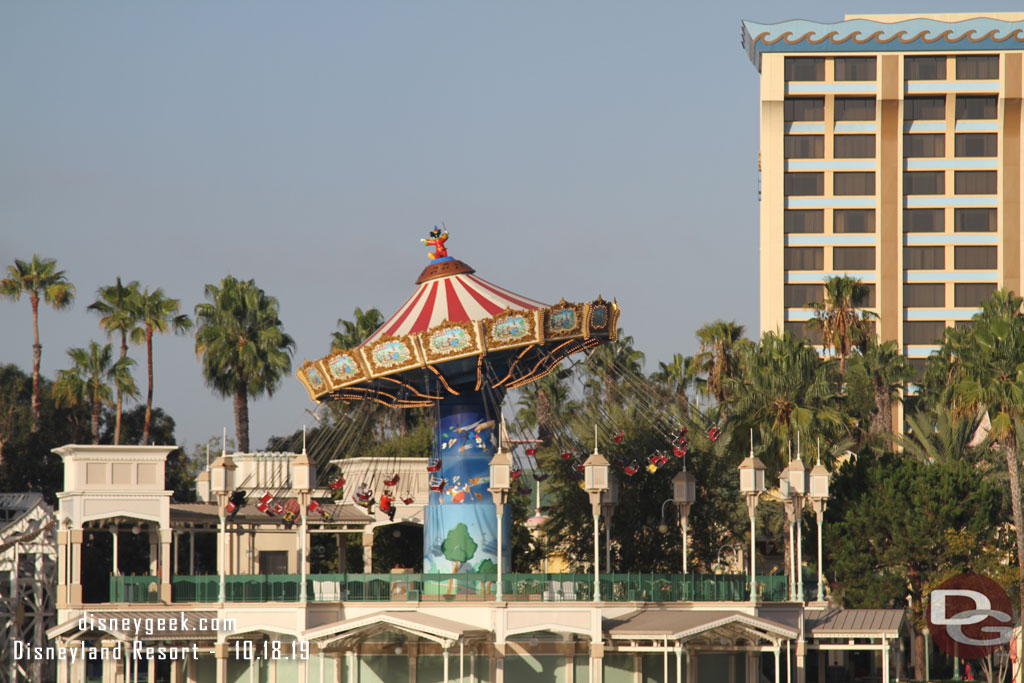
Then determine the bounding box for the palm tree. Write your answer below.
[516,370,578,444]
[194,276,295,453]
[130,287,192,445]
[941,289,1024,625]
[691,321,747,404]
[724,331,845,477]
[0,255,75,431]
[807,276,875,375]
[331,307,385,350]
[88,277,142,444]
[53,341,137,444]
[900,406,988,465]
[651,353,694,412]
[851,340,914,440]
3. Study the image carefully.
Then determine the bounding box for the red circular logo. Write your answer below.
[927,573,1014,659]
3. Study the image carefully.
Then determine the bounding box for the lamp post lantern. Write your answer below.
[809,445,831,603]
[293,437,315,603]
[738,451,766,603]
[672,467,696,573]
[583,426,609,602]
[488,420,512,602]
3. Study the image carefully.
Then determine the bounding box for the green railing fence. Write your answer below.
[113,572,810,604]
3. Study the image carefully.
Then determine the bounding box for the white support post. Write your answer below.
[816,513,824,602]
[774,647,780,683]
[218,515,227,602]
[496,507,504,601]
[112,529,119,576]
[682,517,688,574]
[593,512,601,602]
[300,510,308,603]
[675,648,682,683]
[881,639,890,683]
[750,513,757,603]
[788,521,796,601]
[444,646,450,682]
[796,516,804,602]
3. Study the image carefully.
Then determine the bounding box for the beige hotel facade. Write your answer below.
[742,12,1024,378]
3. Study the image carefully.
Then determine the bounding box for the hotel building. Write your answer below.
[742,13,1024,377]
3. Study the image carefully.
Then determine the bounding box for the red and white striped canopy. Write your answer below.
[364,262,546,344]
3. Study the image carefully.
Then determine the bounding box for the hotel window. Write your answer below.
[784,98,825,122]
[955,320,975,331]
[904,321,946,345]
[860,284,876,307]
[785,247,824,270]
[785,209,824,233]
[955,246,997,269]
[907,358,928,382]
[904,209,944,233]
[834,247,875,270]
[784,135,824,159]
[835,57,876,81]
[904,246,945,269]
[904,171,945,195]
[956,96,997,120]
[785,173,824,196]
[905,96,945,121]
[834,209,875,233]
[905,56,946,80]
[834,172,874,195]
[954,208,996,232]
[785,284,824,307]
[955,171,997,194]
[904,134,945,158]
[785,322,822,345]
[785,57,825,81]
[904,283,945,307]
[834,135,875,158]
[955,133,997,157]
[955,283,997,307]
[835,97,876,121]
[956,55,999,80]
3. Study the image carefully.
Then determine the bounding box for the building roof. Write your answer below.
[804,609,905,638]
[364,258,546,344]
[170,501,372,526]
[606,610,798,643]
[741,15,1024,70]
[305,610,490,646]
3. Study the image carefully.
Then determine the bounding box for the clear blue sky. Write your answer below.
[2,2,1019,452]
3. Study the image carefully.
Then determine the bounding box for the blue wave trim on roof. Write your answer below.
[742,18,1024,70]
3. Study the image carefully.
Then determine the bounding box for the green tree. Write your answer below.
[900,406,988,465]
[691,321,746,404]
[651,353,694,412]
[516,370,577,445]
[0,255,75,431]
[88,277,142,444]
[827,454,1005,680]
[53,341,137,444]
[807,275,874,375]
[0,365,32,462]
[331,307,385,350]
[441,522,478,575]
[131,287,192,445]
[195,276,295,453]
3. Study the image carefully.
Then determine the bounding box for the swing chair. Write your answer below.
[623,460,640,476]
[426,455,442,473]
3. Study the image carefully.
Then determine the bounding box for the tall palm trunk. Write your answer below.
[234,381,250,453]
[114,330,127,445]
[143,325,153,444]
[30,292,41,432]
[90,394,101,445]
[1004,438,1024,639]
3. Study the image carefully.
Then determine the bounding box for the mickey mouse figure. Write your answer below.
[421,226,449,259]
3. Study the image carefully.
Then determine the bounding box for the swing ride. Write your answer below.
[295,230,620,573]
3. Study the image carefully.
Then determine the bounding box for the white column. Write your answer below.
[788,521,796,601]
[112,530,119,576]
[682,518,688,573]
[816,513,824,602]
[496,507,504,601]
[444,646,450,683]
[218,515,227,602]
[675,648,682,683]
[750,513,757,603]
[300,509,308,602]
[663,638,669,683]
[796,516,804,602]
[774,647,780,683]
[593,512,601,602]
[881,639,890,683]
[347,651,356,683]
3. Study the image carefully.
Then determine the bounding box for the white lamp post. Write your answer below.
[809,444,831,603]
[293,434,315,603]
[672,468,696,573]
[210,454,236,602]
[583,427,609,602]
[738,451,766,604]
[488,421,512,602]
[779,459,797,602]
[787,451,808,602]
[601,475,618,571]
